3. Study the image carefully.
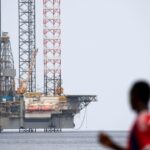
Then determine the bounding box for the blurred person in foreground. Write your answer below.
[98,81,150,150]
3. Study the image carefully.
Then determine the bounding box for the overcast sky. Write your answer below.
[2,0,150,130]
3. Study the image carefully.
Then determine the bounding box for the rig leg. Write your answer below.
[48,128,52,132]
[44,128,53,133]
[19,127,25,133]
[55,128,62,133]
[28,128,36,133]
[29,128,32,132]
[0,126,2,133]
[23,128,28,133]
[44,128,47,132]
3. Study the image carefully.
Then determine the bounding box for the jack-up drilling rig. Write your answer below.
[0,0,97,132]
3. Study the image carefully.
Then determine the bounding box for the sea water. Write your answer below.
[0,131,128,150]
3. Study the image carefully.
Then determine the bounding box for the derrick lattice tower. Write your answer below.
[0,32,15,98]
[18,0,36,92]
[43,0,61,96]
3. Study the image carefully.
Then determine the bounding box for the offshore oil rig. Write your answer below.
[0,0,97,132]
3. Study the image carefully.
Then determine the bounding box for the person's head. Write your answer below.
[130,81,150,113]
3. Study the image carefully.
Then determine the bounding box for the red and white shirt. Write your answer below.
[128,111,150,150]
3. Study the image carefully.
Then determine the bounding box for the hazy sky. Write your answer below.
[2,0,150,130]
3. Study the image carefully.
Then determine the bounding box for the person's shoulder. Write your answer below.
[137,111,150,132]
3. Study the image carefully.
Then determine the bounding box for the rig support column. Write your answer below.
[20,95,24,128]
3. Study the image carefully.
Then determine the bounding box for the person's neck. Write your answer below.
[137,105,148,114]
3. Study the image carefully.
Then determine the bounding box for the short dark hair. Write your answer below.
[130,81,150,105]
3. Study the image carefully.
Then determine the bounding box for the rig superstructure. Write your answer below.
[0,0,97,132]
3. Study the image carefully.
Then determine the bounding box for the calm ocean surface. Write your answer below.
[0,131,128,150]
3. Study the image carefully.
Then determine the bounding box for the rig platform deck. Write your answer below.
[0,95,96,132]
